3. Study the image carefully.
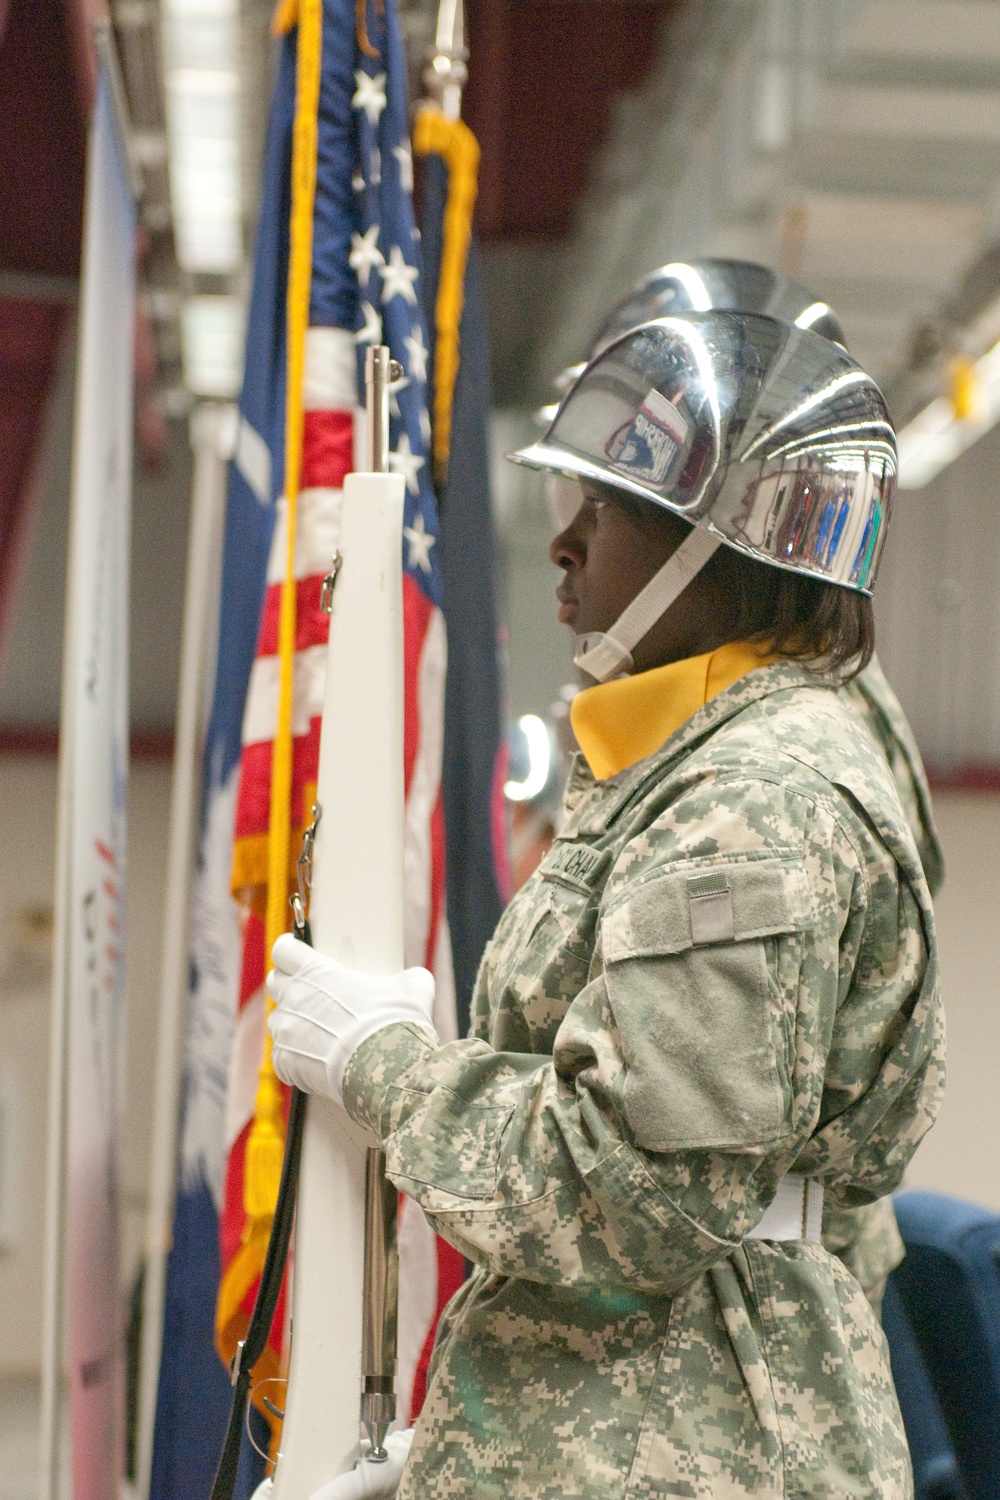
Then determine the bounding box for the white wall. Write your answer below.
[0,755,172,1377]
[905,789,1000,1209]
[0,336,193,734]
[875,415,1000,772]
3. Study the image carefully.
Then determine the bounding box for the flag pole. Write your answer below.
[426,0,467,119]
[134,402,235,1500]
[414,0,477,484]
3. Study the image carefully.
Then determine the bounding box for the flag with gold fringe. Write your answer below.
[415,96,509,1036]
[214,0,461,1430]
[149,29,292,1500]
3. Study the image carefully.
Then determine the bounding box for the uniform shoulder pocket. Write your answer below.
[601,853,809,1151]
[602,852,811,963]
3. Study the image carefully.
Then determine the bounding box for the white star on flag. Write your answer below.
[353,70,387,127]
[392,141,413,193]
[419,408,432,446]
[352,169,365,193]
[390,432,425,495]
[404,326,428,384]
[349,226,385,289]
[380,244,419,306]
[403,511,436,573]
[355,301,383,346]
[370,147,381,187]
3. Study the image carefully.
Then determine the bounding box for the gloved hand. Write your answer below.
[249,1430,413,1500]
[248,1428,413,1500]
[267,934,437,1107]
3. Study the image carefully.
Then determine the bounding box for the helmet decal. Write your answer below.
[605,388,690,487]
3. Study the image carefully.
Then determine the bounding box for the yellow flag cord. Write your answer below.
[215,0,323,1369]
[412,106,480,483]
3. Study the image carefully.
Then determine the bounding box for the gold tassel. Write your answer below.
[412,106,480,485]
[216,0,323,1385]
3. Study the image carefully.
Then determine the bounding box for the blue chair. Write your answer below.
[882,1277,965,1499]
[890,1190,1000,1499]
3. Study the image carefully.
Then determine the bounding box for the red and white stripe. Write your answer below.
[221,325,459,1421]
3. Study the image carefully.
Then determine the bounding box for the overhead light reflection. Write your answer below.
[766,420,897,463]
[660,263,712,312]
[794,301,831,332]
[741,371,870,460]
[504,715,551,803]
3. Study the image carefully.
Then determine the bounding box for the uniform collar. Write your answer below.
[560,659,842,836]
[570,639,784,781]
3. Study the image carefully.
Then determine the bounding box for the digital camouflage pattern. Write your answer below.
[844,654,945,901]
[343,661,946,1498]
[826,653,944,1310]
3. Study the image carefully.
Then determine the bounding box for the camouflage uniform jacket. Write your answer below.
[343,662,946,1498]
[844,654,944,900]
[823,653,945,1306]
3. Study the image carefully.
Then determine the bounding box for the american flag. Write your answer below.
[216,0,464,1426]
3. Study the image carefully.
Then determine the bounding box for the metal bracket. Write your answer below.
[290,804,322,940]
[319,552,342,615]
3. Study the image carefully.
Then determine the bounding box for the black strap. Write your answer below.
[209,920,311,1500]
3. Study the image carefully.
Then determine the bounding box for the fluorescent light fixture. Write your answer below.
[898,339,1000,489]
[182,295,245,398]
[504,714,552,803]
[162,0,242,275]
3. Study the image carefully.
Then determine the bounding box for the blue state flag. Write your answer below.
[148,35,296,1500]
[418,128,508,1036]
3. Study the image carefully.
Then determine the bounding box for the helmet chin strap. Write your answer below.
[573,528,722,683]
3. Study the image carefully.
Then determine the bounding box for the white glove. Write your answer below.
[267,934,437,1106]
[249,1430,413,1500]
[311,1430,415,1500]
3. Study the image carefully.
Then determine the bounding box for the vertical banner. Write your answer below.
[136,403,234,1500]
[39,67,135,1500]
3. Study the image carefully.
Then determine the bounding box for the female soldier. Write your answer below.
[268,310,944,1497]
[543,257,945,1314]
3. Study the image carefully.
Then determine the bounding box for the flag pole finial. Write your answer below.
[424,0,467,120]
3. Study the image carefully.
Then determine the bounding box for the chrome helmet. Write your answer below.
[547,259,847,411]
[593,257,847,358]
[512,310,895,604]
[539,259,852,537]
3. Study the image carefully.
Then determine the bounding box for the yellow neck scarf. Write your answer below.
[570,640,782,781]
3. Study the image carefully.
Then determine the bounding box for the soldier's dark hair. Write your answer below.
[588,480,875,678]
[707,540,876,679]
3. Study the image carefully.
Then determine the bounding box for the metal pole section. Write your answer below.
[425,0,467,120]
[134,403,234,1500]
[360,1148,400,1458]
[365,345,395,474]
[359,343,401,1461]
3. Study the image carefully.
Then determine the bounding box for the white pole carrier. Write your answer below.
[272,344,406,1494]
